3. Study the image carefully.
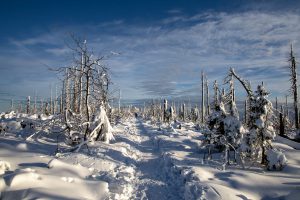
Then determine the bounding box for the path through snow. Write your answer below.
[128,118,183,200]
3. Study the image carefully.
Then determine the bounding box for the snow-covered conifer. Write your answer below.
[240,85,276,165]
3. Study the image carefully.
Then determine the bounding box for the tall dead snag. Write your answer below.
[224,72,239,119]
[45,102,49,115]
[26,96,31,114]
[78,51,84,115]
[275,97,278,112]
[244,99,247,124]
[213,80,219,109]
[65,69,70,111]
[50,84,53,114]
[118,89,121,115]
[201,71,205,123]
[285,95,289,118]
[206,77,210,116]
[85,63,91,124]
[60,91,63,113]
[180,103,186,121]
[33,91,37,114]
[163,99,168,122]
[54,85,58,114]
[289,44,299,129]
[72,67,79,113]
[10,99,14,112]
[18,101,22,113]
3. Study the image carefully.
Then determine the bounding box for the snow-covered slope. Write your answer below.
[0,115,299,199]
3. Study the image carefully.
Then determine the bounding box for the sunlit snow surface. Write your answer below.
[0,113,299,200]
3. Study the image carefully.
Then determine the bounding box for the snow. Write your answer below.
[0,114,300,199]
[90,106,114,143]
[276,135,300,150]
[0,161,10,175]
[266,148,287,170]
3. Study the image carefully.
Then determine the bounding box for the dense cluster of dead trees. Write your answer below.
[9,43,299,142]
[12,38,111,115]
[139,45,299,141]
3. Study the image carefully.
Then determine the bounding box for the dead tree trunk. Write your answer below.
[19,101,22,113]
[206,77,210,115]
[244,99,247,125]
[26,96,30,114]
[201,71,205,123]
[65,69,70,110]
[275,97,278,112]
[73,67,79,113]
[289,44,299,129]
[118,89,121,115]
[50,84,53,114]
[54,85,57,114]
[85,68,91,122]
[40,98,44,114]
[279,111,285,136]
[163,99,168,122]
[285,95,288,118]
[33,91,37,114]
[78,52,84,115]
[60,90,63,113]
[213,80,219,109]
[182,103,186,121]
[10,99,14,112]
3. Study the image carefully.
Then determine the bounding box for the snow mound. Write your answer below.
[267,148,288,170]
[61,177,75,183]
[1,111,16,119]
[0,169,109,200]
[48,158,90,178]
[4,121,22,133]
[0,161,10,175]
[16,143,28,151]
[95,165,135,200]
[90,106,114,143]
[6,171,42,187]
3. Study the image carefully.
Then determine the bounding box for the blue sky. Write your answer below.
[0,0,300,111]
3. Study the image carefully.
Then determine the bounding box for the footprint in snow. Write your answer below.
[61,177,75,183]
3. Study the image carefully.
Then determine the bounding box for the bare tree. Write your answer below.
[65,69,71,111]
[52,36,113,143]
[10,99,14,112]
[213,80,219,109]
[33,91,37,114]
[163,99,168,122]
[201,71,205,123]
[289,44,298,129]
[18,101,22,113]
[118,89,121,115]
[73,67,79,113]
[50,84,53,114]
[40,98,44,114]
[205,77,210,115]
[26,96,31,114]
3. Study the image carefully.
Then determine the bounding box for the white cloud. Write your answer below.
[1,11,300,108]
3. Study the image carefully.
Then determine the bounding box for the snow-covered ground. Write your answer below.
[0,115,299,199]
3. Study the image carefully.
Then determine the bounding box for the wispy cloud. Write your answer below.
[1,10,300,110]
